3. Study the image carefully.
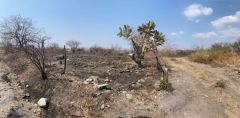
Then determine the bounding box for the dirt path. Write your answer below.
[104,57,240,118]
[166,58,240,118]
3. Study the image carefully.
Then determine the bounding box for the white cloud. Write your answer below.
[192,27,240,40]
[171,32,177,36]
[192,31,218,39]
[179,30,185,35]
[219,27,240,39]
[171,30,184,36]
[184,3,213,21]
[211,11,240,28]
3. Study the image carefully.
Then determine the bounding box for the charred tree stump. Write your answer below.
[62,45,67,74]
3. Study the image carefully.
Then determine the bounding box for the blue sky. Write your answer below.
[0,0,240,49]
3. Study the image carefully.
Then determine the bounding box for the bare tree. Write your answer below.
[48,42,59,50]
[0,15,49,80]
[24,37,49,79]
[66,40,80,53]
[0,15,38,48]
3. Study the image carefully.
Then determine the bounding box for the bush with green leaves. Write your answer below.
[117,21,168,82]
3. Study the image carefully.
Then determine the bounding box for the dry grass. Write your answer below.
[189,46,240,65]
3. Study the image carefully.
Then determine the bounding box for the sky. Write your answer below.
[0,0,240,49]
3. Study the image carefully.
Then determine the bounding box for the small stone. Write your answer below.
[25,93,30,97]
[96,84,111,90]
[83,81,89,85]
[138,79,145,83]
[126,93,133,99]
[154,82,160,90]
[100,104,105,110]
[86,78,93,82]
[104,79,110,83]
[37,98,48,108]
[69,79,74,82]
[26,84,29,88]
[91,92,102,98]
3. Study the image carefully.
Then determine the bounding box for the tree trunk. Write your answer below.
[62,45,67,74]
[152,42,168,82]
[41,71,47,80]
[130,39,143,67]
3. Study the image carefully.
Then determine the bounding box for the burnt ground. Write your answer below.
[0,53,240,118]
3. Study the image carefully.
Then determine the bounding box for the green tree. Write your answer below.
[118,21,168,82]
[118,25,143,66]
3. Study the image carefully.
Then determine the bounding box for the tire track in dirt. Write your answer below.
[168,58,240,118]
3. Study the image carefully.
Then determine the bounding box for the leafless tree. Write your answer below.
[66,40,80,53]
[48,42,59,49]
[0,15,49,80]
[24,37,49,79]
[0,15,38,48]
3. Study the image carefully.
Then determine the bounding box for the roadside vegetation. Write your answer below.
[189,39,240,65]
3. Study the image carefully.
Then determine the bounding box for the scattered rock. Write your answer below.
[153,82,160,90]
[126,93,133,99]
[83,81,89,85]
[131,82,142,88]
[18,86,23,89]
[104,78,110,83]
[84,76,99,84]
[23,93,30,99]
[37,98,48,108]
[25,84,29,88]
[91,92,102,98]
[96,84,111,90]
[137,79,145,83]
[69,79,74,82]
[100,104,105,110]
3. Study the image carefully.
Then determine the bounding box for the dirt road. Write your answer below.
[164,58,240,118]
[104,57,240,118]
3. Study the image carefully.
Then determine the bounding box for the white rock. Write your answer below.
[137,79,145,83]
[96,84,111,90]
[86,78,93,82]
[37,98,48,108]
[100,104,105,110]
[84,76,99,84]
[104,79,110,83]
[83,81,89,85]
[126,93,133,99]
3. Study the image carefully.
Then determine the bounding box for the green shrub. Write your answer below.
[214,80,225,88]
[159,80,168,90]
